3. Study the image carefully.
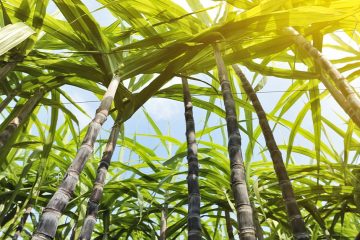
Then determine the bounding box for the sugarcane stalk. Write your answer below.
[182,77,202,240]
[78,118,121,240]
[159,203,167,240]
[213,43,256,240]
[102,210,110,240]
[13,90,59,239]
[233,64,309,240]
[0,62,17,82]
[0,94,13,114]
[32,74,120,240]
[251,202,264,240]
[319,75,360,127]
[225,211,235,240]
[284,27,360,128]
[0,89,45,149]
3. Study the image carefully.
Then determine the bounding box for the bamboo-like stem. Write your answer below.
[233,64,309,240]
[102,210,110,240]
[213,43,256,240]
[78,119,121,240]
[32,75,120,240]
[0,62,16,82]
[13,91,58,239]
[182,77,202,240]
[319,75,360,127]
[284,27,360,127]
[225,211,235,240]
[13,205,33,239]
[0,94,13,114]
[251,202,264,240]
[159,203,167,240]
[0,89,44,149]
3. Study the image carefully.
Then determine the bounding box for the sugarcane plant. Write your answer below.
[283,27,360,128]
[0,94,14,114]
[213,43,256,239]
[160,203,167,240]
[233,64,310,239]
[1,0,360,238]
[32,74,120,239]
[9,90,60,240]
[0,89,45,170]
[225,210,235,240]
[79,116,121,240]
[182,77,202,239]
[0,88,45,149]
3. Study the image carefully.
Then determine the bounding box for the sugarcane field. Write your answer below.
[0,0,360,239]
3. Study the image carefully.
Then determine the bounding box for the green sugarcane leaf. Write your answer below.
[0,22,35,56]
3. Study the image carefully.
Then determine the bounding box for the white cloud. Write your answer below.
[144,98,182,121]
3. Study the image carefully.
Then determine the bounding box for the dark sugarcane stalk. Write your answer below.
[0,94,14,114]
[182,77,202,240]
[213,43,256,240]
[251,202,264,240]
[102,210,110,240]
[0,89,45,149]
[225,211,235,240]
[0,62,17,82]
[78,118,120,240]
[233,64,309,240]
[284,27,360,128]
[32,75,120,240]
[159,203,167,240]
